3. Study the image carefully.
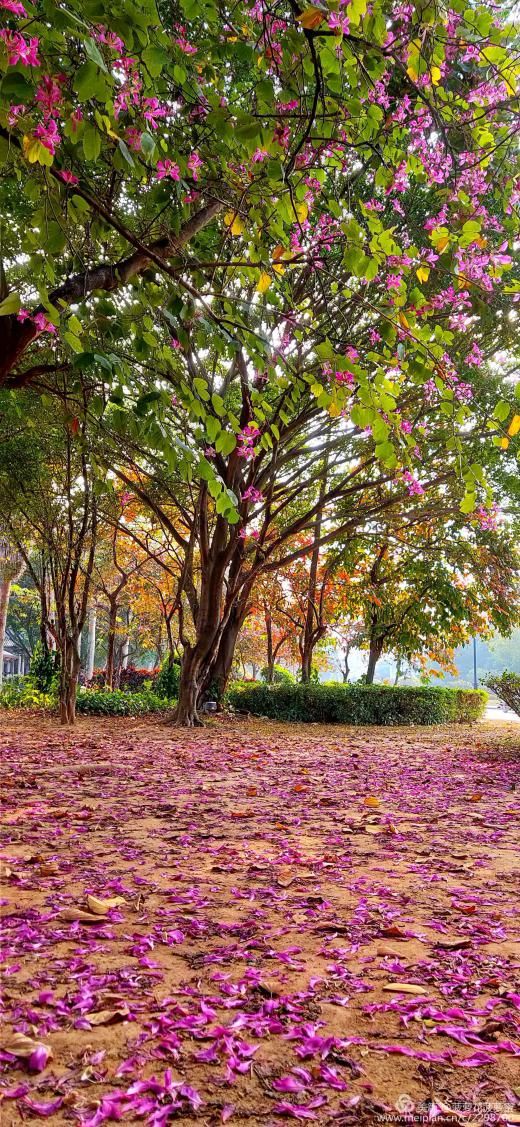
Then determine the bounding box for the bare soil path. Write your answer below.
[1,716,519,1125]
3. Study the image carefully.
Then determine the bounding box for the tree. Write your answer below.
[4,580,41,665]
[0,395,97,722]
[0,537,24,686]
[342,518,520,683]
[1,0,519,723]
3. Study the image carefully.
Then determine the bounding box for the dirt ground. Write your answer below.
[0,715,519,1126]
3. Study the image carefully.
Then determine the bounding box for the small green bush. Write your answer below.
[0,676,54,711]
[484,671,520,717]
[29,641,57,691]
[261,664,296,684]
[225,682,487,726]
[76,688,168,716]
[154,658,181,700]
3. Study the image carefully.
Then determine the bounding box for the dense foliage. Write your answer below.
[226,681,487,724]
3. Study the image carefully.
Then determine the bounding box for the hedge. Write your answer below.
[225,682,488,726]
[76,689,168,716]
[484,672,520,717]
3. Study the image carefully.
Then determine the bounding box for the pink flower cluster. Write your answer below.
[0,29,39,66]
[242,485,264,504]
[402,470,425,496]
[17,309,57,335]
[237,425,260,460]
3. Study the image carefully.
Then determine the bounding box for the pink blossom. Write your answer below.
[251,148,269,163]
[175,35,197,55]
[33,120,61,155]
[35,76,64,119]
[57,170,79,186]
[328,12,350,34]
[0,0,27,14]
[402,471,425,496]
[156,160,180,181]
[187,151,203,181]
[17,308,30,322]
[0,30,40,67]
[33,312,57,334]
[465,342,484,368]
[143,98,168,129]
[242,485,264,503]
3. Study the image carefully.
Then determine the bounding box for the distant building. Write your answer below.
[2,644,29,679]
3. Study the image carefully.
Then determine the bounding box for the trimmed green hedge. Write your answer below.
[225,682,487,726]
[76,689,168,716]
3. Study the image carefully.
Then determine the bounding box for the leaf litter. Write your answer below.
[0,714,519,1125]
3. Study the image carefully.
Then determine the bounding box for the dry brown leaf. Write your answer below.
[60,908,104,923]
[435,938,471,951]
[0,861,13,878]
[382,983,430,995]
[87,1007,129,1026]
[381,925,408,939]
[297,8,325,31]
[364,796,381,808]
[0,1032,52,1060]
[86,895,126,916]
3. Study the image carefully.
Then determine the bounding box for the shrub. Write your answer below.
[484,672,520,717]
[76,688,167,716]
[154,658,181,700]
[119,665,158,692]
[261,664,296,684]
[225,682,487,726]
[29,641,57,691]
[0,676,54,711]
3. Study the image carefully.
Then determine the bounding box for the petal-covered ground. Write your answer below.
[0,715,519,1126]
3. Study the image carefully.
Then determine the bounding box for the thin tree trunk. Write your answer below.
[86,605,97,681]
[105,599,118,689]
[265,604,274,682]
[0,577,11,688]
[59,637,80,725]
[121,608,131,670]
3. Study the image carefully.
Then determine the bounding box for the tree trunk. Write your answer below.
[59,638,80,725]
[265,604,274,682]
[300,646,313,684]
[175,647,205,726]
[394,656,403,686]
[105,599,118,689]
[121,608,131,670]
[342,649,350,683]
[366,640,383,685]
[86,604,97,681]
[204,607,245,702]
[0,577,12,688]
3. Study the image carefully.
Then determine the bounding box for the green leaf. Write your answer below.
[74,61,103,101]
[0,292,21,316]
[215,430,236,455]
[83,125,101,161]
[83,36,108,72]
[142,45,169,76]
[460,492,476,514]
[493,400,510,423]
[0,72,34,101]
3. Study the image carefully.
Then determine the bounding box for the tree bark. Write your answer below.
[365,639,383,685]
[86,605,97,681]
[105,598,118,690]
[59,637,81,725]
[0,577,12,688]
